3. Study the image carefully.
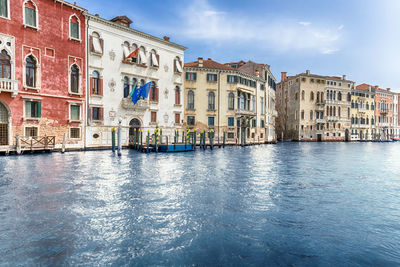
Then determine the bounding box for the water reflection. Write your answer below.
[0,143,400,265]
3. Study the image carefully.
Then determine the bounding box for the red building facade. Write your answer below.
[0,0,86,151]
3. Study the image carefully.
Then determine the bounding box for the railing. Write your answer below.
[380,109,389,114]
[0,78,18,98]
[316,118,326,123]
[326,116,339,121]
[358,108,366,113]
[352,124,370,129]
[235,109,256,116]
[18,136,56,150]
[121,98,149,111]
[316,100,325,105]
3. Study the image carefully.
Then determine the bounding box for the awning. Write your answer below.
[151,53,159,66]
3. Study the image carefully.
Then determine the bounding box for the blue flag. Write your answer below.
[131,82,153,105]
[140,82,152,99]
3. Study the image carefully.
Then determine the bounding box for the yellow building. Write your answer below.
[350,84,376,141]
[183,58,277,145]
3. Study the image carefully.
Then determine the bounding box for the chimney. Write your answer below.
[342,74,346,80]
[368,85,371,92]
[110,16,133,28]
[306,70,310,75]
[198,57,203,68]
[255,70,260,77]
[163,36,170,42]
[281,72,287,82]
[387,88,391,92]
[95,14,99,17]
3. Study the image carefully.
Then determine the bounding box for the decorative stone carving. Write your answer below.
[121,98,149,116]
[164,65,169,72]
[109,78,116,92]
[109,50,116,61]
[164,88,169,99]
[163,113,169,123]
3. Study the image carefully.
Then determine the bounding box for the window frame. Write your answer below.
[25,55,36,88]
[23,0,38,30]
[0,0,10,20]
[187,115,195,126]
[24,99,41,120]
[69,127,81,139]
[69,63,81,95]
[0,49,11,79]
[69,14,81,42]
[69,103,81,122]
[208,116,215,127]
[208,91,216,110]
[187,90,195,110]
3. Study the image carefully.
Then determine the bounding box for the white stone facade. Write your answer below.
[85,14,185,148]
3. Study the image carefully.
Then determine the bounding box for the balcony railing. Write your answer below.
[235,109,256,116]
[121,98,149,111]
[316,100,325,106]
[327,116,339,121]
[358,108,366,113]
[352,124,370,129]
[0,78,18,98]
[380,109,389,114]
[316,118,326,124]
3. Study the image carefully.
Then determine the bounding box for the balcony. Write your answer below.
[358,108,366,113]
[316,100,325,106]
[316,118,326,124]
[380,109,389,114]
[327,116,339,122]
[121,98,149,112]
[235,108,256,117]
[353,124,370,129]
[0,78,18,98]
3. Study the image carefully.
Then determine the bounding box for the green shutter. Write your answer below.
[25,101,31,118]
[70,22,79,39]
[25,7,36,27]
[37,102,41,118]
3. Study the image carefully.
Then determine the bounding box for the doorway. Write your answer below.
[129,118,141,143]
[0,102,8,146]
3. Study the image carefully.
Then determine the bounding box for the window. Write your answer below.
[90,32,103,54]
[228,92,235,110]
[187,90,195,110]
[70,127,80,139]
[25,127,38,137]
[228,132,235,138]
[174,57,182,73]
[150,49,159,67]
[24,1,37,28]
[0,0,8,18]
[207,73,217,82]
[227,75,238,83]
[310,110,313,120]
[175,113,180,124]
[175,86,180,105]
[123,77,130,98]
[310,91,314,101]
[338,91,342,101]
[150,82,158,102]
[208,116,215,127]
[301,110,304,120]
[0,50,11,79]
[70,105,80,121]
[347,92,351,102]
[70,15,80,40]
[91,107,102,121]
[151,111,157,123]
[91,71,100,95]
[252,96,256,112]
[185,72,197,81]
[252,119,257,128]
[25,55,36,87]
[138,46,146,65]
[25,100,41,118]
[187,116,195,126]
[261,120,265,128]
[208,91,215,110]
[295,92,298,100]
[70,64,79,93]
[228,117,234,127]
[261,97,264,114]
[240,93,245,110]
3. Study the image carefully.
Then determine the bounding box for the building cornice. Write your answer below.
[86,14,187,51]
[183,66,267,83]
[54,0,87,13]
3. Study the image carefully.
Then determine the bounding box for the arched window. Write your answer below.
[24,0,38,28]
[26,55,36,87]
[69,15,80,40]
[187,90,194,110]
[140,79,145,87]
[150,49,159,67]
[208,91,215,110]
[316,92,320,103]
[91,71,99,95]
[0,102,8,145]
[333,106,336,116]
[295,92,298,100]
[310,91,314,101]
[70,64,79,93]
[351,101,354,108]
[0,50,11,79]
[351,117,354,124]
[138,46,146,65]
[326,106,329,115]
[175,86,180,105]
[123,76,130,98]
[91,32,103,54]
[348,108,350,118]
[310,110,313,120]
[228,92,235,110]
[301,90,305,100]
[240,93,245,110]
[338,107,341,117]
[252,96,256,112]
[338,91,342,101]
[150,81,158,102]
[347,92,351,101]
[132,78,137,90]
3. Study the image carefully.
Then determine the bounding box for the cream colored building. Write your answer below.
[277,70,355,141]
[183,58,277,145]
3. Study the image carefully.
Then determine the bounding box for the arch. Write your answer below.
[187,90,195,110]
[228,92,235,110]
[23,0,38,28]
[310,110,313,120]
[0,101,10,146]
[301,90,305,100]
[91,70,99,94]
[338,91,342,101]
[129,118,142,143]
[69,14,81,40]
[25,55,36,87]
[140,79,145,87]
[0,49,11,79]
[123,76,130,98]
[295,92,298,101]
[149,81,158,102]
[310,91,314,101]
[138,46,146,65]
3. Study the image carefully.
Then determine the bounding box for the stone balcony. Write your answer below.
[121,98,149,112]
[326,116,339,122]
[316,118,326,124]
[235,109,256,117]
[0,78,18,98]
[358,108,366,113]
[353,124,370,129]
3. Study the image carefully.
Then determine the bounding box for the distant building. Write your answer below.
[375,87,396,140]
[85,14,186,148]
[350,84,376,141]
[183,58,277,145]
[277,70,355,141]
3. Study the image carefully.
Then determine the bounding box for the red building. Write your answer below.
[0,0,86,151]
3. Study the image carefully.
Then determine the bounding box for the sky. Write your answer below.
[79,0,400,90]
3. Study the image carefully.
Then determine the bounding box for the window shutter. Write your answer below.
[37,102,41,118]
[194,73,197,80]
[90,77,93,94]
[99,79,103,96]
[174,59,177,72]
[100,39,104,54]
[156,55,160,66]
[89,35,94,52]
[100,108,104,121]
[89,107,92,120]
[185,72,189,80]
[156,87,159,102]
[25,101,31,118]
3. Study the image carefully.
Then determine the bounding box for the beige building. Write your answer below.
[277,70,355,141]
[183,58,277,145]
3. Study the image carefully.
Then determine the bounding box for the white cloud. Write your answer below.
[299,21,311,26]
[175,0,343,55]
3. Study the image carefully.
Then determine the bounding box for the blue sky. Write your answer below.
[80,0,400,90]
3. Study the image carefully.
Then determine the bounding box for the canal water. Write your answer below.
[1,143,400,266]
